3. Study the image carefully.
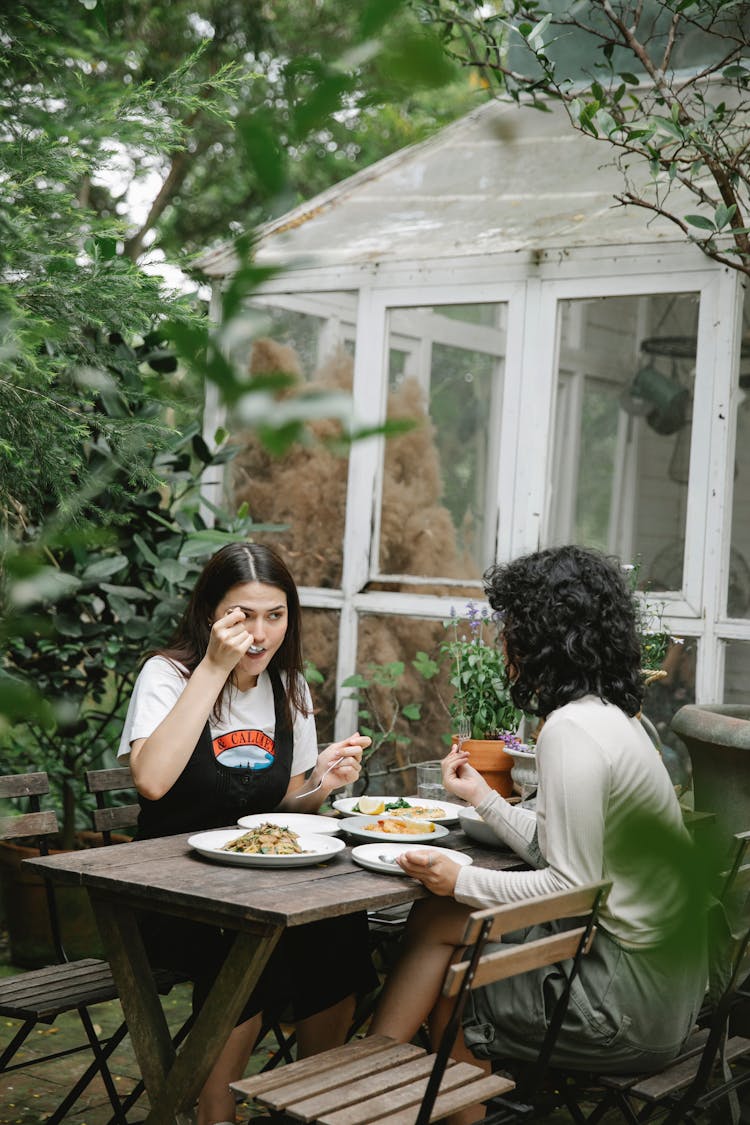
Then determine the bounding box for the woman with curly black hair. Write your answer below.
[371,545,705,1102]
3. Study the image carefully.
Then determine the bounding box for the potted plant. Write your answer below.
[438,601,524,797]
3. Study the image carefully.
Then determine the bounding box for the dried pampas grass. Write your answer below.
[231,335,481,791]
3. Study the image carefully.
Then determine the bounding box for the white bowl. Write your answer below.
[457,806,506,847]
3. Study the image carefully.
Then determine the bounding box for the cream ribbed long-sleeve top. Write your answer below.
[454,695,689,948]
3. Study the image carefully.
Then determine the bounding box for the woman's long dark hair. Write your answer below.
[484,545,643,719]
[158,542,309,726]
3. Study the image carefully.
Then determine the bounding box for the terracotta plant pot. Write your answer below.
[462,738,515,798]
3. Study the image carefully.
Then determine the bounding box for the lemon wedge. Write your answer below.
[358,796,385,815]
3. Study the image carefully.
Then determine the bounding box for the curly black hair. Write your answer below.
[483,545,643,719]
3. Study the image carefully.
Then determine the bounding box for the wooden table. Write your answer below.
[26,828,522,1125]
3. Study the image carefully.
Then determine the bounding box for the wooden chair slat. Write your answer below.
[618,1036,750,1101]
[0,810,59,840]
[257,1042,426,1109]
[366,1074,515,1125]
[0,772,49,799]
[598,1028,710,1091]
[84,767,134,793]
[91,805,139,833]
[444,926,593,997]
[264,1052,444,1116]
[316,1061,488,1125]
[232,1035,398,1099]
[462,881,608,944]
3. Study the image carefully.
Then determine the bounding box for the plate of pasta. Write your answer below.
[187,824,346,867]
[336,814,450,844]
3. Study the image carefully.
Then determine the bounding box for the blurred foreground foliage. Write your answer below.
[0,0,464,838]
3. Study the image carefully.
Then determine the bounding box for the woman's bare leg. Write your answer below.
[428,989,492,1125]
[369,896,473,1042]
[196,1012,262,1125]
[296,993,357,1056]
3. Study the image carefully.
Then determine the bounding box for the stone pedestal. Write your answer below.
[670,704,750,850]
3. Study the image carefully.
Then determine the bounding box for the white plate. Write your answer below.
[351,843,473,876]
[337,815,450,844]
[236,812,341,836]
[332,796,463,825]
[188,828,346,868]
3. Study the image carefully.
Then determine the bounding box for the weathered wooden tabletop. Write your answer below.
[25,828,523,1125]
[26,826,523,928]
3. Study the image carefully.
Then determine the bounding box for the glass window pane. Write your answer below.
[380,303,507,580]
[724,640,750,705]
[547,293,700,591]
[301,608,340,745]
[228,292,357,588]
[354,613,454,797]
[728,286,750,618]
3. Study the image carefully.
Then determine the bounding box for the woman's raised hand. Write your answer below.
[313,733,370,794]
[442,745,492,807]
[205,606,255,675]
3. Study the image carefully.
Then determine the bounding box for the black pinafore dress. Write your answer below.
[136,668,377,1022]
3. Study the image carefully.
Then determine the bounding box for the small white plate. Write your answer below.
[337,815,450,844]
[332,796,463,825]
[236,812,341,836]
[188,828,346,867]
[351,843,473,876]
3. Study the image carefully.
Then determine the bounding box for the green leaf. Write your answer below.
[360,0,404,37]
[402,703,421,721]
[685,214,717,231]
[82,555,128,581]
[156,558,189,584]
[381,29,457,89]
[722,64,750,80]
[237,112,286,197]
[133,533,161,567]
[714,203,737,231]
[650,116,685,142]
[292,73,353,139]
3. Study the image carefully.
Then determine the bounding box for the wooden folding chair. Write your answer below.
[560,830,750,1125]
[0,771,132,1124]
[230,880,610,1125]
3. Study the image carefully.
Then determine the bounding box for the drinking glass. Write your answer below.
[415,760,449,802]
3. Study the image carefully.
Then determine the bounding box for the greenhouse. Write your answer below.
[196,95,750,763]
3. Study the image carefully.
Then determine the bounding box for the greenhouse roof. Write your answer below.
[196,96,697,278]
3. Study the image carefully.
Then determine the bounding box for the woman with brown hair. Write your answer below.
[118,541,376,1125]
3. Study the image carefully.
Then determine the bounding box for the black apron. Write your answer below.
[135,665,379,1021]
[136,666,294,839]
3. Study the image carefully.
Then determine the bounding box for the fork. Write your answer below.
[294,757,344,798]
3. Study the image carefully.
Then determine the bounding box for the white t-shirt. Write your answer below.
[118,656,319,778]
